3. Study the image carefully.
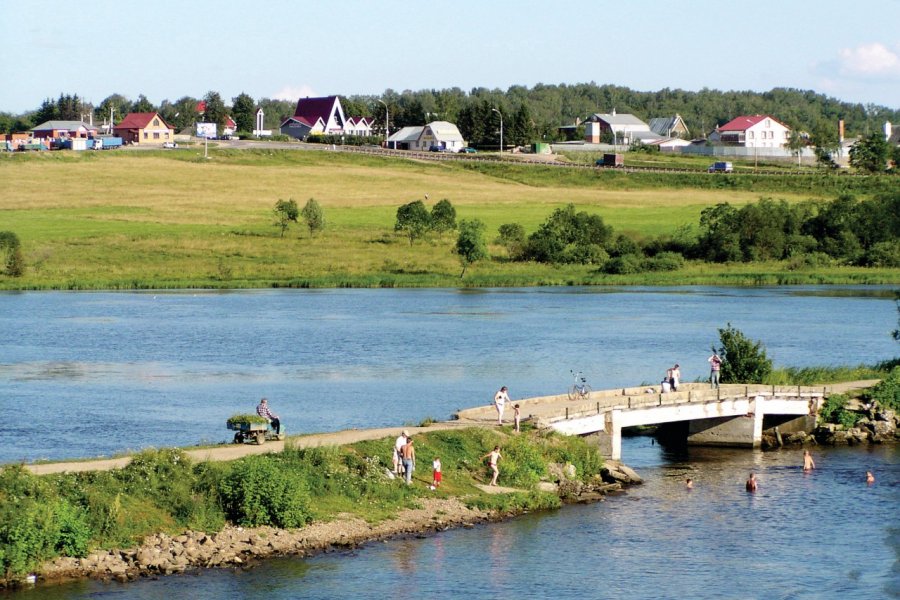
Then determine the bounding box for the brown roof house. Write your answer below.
[279,95,348,140]
[113,112,175,145]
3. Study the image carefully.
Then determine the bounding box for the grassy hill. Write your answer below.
[1,147,897,289]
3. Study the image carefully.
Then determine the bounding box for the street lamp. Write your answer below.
[377,99,389,148]
[491,108,503,156]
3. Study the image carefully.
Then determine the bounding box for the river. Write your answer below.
[1,286,898,598]
[0,286,896,463]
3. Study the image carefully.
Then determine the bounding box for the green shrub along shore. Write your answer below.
[0,426,603,582]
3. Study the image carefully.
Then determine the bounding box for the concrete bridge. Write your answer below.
[455,381,879,460]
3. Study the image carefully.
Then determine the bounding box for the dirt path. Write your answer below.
[24,420,482,476]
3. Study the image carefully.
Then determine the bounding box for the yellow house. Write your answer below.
[113,112,175,145]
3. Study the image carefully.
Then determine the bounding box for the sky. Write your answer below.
[1,0,899,114]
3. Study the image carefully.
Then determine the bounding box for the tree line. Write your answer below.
[3,83,899,146]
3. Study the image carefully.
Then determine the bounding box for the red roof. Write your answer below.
[718,115,782,132]
[293,96,339,125]
[114,112,172,129]
[196,101,206,113]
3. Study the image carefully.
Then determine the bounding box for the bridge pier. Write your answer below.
[685,396,763,448]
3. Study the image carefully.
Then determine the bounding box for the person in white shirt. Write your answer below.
[394,429,409,475]
[494,386,510,425]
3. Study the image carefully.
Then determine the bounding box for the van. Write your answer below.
[708,161,733,173]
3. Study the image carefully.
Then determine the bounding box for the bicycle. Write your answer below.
[567,370,593,401]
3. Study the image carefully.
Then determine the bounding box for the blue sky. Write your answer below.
[1,0,898,113]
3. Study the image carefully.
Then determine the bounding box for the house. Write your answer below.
[279,95,348,140]
[113,112,175,145]
[708,115,790,148]
[345,116,373,137]
[584,111,663,144]
[386,121,466,151]
[30,120,98,140]
[649,114,690,139]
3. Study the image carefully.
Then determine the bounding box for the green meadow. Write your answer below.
[1,148,897,289]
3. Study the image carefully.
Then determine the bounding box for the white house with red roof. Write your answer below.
[709,115,791,148]
[345,116,373,137]
[113,112,175,145]
[280,95,349,140]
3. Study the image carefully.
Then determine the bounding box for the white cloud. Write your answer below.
[837,42,900,78]
[272,85,318,101]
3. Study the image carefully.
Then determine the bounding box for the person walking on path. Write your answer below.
[494,386,510,425]
[746,472,758,492]
[256,398,281,435]
[669,364,681,391]
[432,456,442,489]
[708,353,722,389]
[513,404,521,433]
[803,450,816,472]
[394,430,409,476]
[482,446,502,486]
[401,437,416,485]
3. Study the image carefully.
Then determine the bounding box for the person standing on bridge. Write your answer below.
[670,364,681,391]
[708,353,722,389]
[494,386,510,425]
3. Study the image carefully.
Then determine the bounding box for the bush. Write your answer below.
[715,323,773,383]
[601,253,644,274]
[818,393,862,428]
[497,223,526,259]
[218,456,311,528]
[642,251,684,272]
[869,366,900,412]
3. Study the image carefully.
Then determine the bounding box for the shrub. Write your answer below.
[715,323,773,383]
[818,393,862,428]
[218,456,311,528]
[642,251,684,272]
[869,366,900,412]
[601,253,644,274]
[301,198,326,236]
[497,223,526,259]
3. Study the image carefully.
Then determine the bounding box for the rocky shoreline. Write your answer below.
[762,401,899,449]
[25,462,643,590]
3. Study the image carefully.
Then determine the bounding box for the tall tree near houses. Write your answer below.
[96,93,132,125]
[202,91,227,137]
[131,94,155,113]
[231,93,256,133]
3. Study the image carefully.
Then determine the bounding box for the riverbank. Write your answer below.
[0,426,637,589]
[30,459,641,589]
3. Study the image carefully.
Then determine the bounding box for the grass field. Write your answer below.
[1,148,897,289]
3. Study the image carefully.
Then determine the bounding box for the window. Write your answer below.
[153,119,159,126]
[749,131,754,139]
[143,132,148,139]
[153,132,160,139]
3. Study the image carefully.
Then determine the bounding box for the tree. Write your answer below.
[497,223,526,259]
[273,199,299,238]
[131,94,155,113]
[96,93,131,125]
[0,231,24,277]
[201,91,227,137]
[232,93,256,133]
[455,219,488,277]
[300,198,325,236]
[714,324,773,384]
[786,130,806,167]
[849,132,890,173]
[394,200,431,245]
[523,204,613,264]
[430,199,457,236]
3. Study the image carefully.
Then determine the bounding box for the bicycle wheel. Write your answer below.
[568,385,579,401]
[579,384,593,400]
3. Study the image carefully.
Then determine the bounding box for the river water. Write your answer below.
[1,286,898,599]
[0,286,896,463]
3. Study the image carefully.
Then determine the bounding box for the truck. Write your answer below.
[707,161,733,173]
[595,153,624,168]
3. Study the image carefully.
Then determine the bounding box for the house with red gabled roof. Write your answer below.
[279,95,348,140]
[113,112,175,145]
[709,115,791,148]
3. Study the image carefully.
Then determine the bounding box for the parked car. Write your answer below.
[429,145,444,152]
[458,147,477,154]
[708,161,733,173]
[163,142,178,149]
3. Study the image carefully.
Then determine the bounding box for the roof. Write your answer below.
[293,96,340,125]
[425,121,464,142]
[718,115,787,132]
[648,116,688,136]
[31,120,97,132]
[114,112,172,129]
[587,113,648,127]
[387,126,424,143]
